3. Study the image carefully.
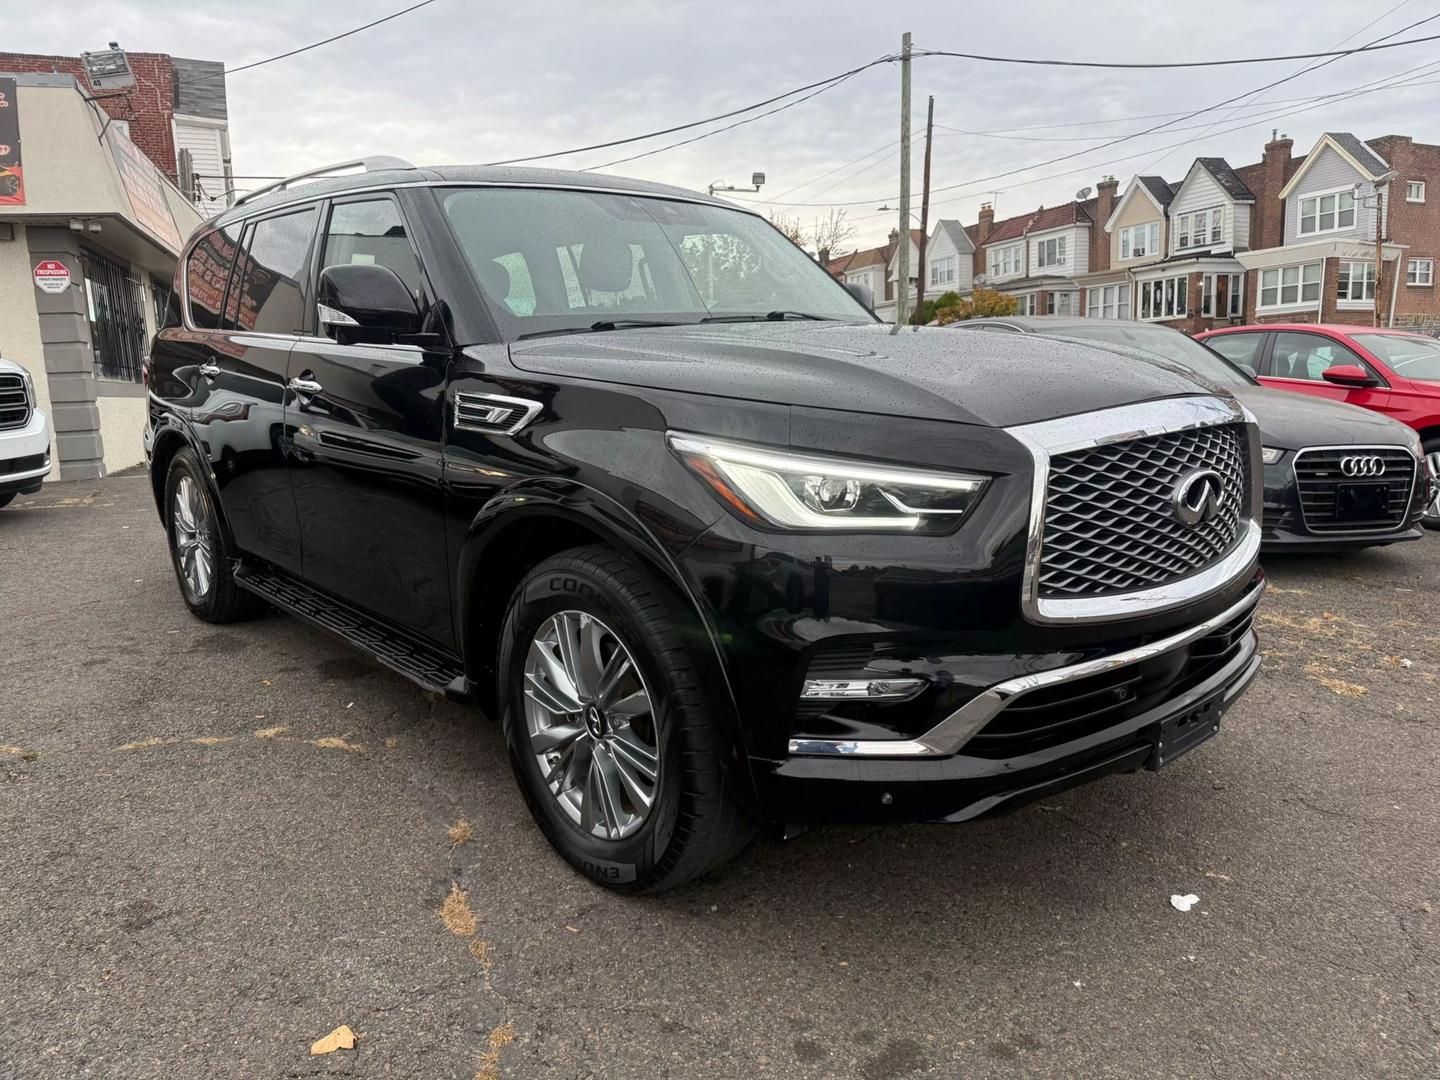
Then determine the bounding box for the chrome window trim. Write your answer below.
[787,579,1264,759]
[1291,443,1419,535]
[452,391,543,436]
[1005,395,1262,624]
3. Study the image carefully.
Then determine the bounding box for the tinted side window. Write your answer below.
[1208,333,1263,370]
[1270,332,1366,381]
[185,228,240,329]
[226,207,318,335]
[320,198,421,297]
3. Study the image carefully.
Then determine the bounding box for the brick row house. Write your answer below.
[961,129,1440,331]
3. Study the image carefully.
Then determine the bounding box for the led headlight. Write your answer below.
[668,432,987,531]
[1260,446,1285,464]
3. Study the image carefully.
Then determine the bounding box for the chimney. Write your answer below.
[977,203,994,244]
[1094,175,1119,273]
[1259,132,1294,250]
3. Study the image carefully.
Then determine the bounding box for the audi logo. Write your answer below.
[1339,455,1386,478]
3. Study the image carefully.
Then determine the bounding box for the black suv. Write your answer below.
[146,158,1265,891]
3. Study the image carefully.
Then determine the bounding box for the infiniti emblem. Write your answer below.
[1172,468,1225,526]
[1339,454,1385,478]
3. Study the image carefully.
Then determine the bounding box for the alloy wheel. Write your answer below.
[172,475,215,602]
[523,610,660,841]
[1426,451,1440,525]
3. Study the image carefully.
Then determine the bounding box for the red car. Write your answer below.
[1198,323,1440,527]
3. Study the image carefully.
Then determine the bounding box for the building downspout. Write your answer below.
[1317,256,1327,324]
[1388,253,1401,327]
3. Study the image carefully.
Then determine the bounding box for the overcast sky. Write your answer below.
[12,0,1440,250]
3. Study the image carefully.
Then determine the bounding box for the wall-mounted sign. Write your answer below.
[34,259,71,294]
[103,125,181,252]
[0,77,24,206]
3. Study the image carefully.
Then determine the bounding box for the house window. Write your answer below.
[1035,235,1066,269]
[1017,294,1036,316]
[1407,258,1434,286]
[1175,207,1222,251]
[1336,261,1376,304]
[1259,262,1323,308]
[1086,283,1131,319]
[1139,275,1188,320]
[1407,181,1425,203]
[988,244,1021,278]
[929,255,956,287]
[1119,222,1159,260]
[1298,191,1356,235]
[1047,290,1077,315]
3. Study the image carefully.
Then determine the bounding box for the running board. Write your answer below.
[234,563,468,697]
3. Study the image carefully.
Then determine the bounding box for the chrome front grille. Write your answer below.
[1293,446,1416,532]
[1038,423,1248,598]
[0,374,30,431]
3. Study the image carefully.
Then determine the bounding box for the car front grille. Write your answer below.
[1037,423,1248,599]
[1293,447,1416,532]
[0,374,30,431]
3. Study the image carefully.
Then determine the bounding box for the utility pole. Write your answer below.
[894,31,912,330]
[915,94,934,322]
[1374,180,1386,328]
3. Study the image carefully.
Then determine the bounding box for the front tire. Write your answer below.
[164,448,263,623]
[0,492,14,510]
[1422,437,1440,530]
[497,546,753,892]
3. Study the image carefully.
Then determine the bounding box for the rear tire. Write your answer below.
[164,448,264,623]
[497,545,753,892]
[1422,437,1440,530]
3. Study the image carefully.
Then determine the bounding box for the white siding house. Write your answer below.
[925,220,973,297]
[1281,139,1387,245]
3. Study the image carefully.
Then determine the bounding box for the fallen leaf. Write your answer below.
[118,737,166,751]
[254,726,288,739]
[191,736,232,746]
[441,884,478,938]
[448,819,474,846]
[311,736,364,753]
[261,679,273,686]
[310,1024,355,1055]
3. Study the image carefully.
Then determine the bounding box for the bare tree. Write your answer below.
[809,208,855,266]
[769,211,806,248]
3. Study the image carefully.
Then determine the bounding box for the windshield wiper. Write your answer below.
[701,311,835,323]
[516,319,690,341]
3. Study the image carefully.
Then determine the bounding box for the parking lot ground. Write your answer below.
[1,474,1438,1079]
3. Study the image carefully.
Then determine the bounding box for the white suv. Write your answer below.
[0,357,50,509]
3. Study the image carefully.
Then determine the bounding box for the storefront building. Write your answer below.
[0,72,207,480]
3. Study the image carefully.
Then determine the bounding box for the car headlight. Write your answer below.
[668,432,987,532]
[1260,446,1285,464]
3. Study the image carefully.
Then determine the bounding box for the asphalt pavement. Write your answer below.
[1,474,1436,1079]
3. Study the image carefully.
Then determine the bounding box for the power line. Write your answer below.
[579,64,881,172]
[909,27,1440,69]
[744,13,1440,210]
[185,0,440,84]
[846,61,1440,224]
[483,54,897,167]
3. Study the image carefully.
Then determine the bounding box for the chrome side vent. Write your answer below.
[453,391,542,436]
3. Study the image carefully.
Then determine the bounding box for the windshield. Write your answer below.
[1036,322,1254,389]
[439,187,874,338]
[1350,333,1440,382]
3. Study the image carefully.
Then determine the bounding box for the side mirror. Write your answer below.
[317,263,419,343]
[845,280,874,310]
[1321,363,1378,388]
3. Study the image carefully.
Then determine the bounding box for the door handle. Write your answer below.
[288,376,323,395]
[198,361,221,379]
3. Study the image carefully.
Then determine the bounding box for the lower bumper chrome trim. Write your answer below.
[787,578,1265,758]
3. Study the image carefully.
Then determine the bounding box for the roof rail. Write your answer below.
[234,156,416,206]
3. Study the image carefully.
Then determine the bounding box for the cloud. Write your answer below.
[10,0,1438,247]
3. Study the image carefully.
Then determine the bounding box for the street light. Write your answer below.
[82,43,135,91]
[708,172,766,197]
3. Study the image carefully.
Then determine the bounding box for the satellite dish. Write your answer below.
[1075,187,1093,200]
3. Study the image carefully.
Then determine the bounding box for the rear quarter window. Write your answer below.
[185,229,240,329]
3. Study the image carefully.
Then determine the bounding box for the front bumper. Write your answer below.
[0,409,51,495]
[752,580,1263,825]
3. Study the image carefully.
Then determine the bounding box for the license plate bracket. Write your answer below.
[1335,481,1389,522]
[1147,692,1222,771]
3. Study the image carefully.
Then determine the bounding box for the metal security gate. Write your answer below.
[79,247,148,382]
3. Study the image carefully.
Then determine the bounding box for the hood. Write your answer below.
[506,322,1218,428]
[1229,384,1416,450]
[0,356,31,378]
